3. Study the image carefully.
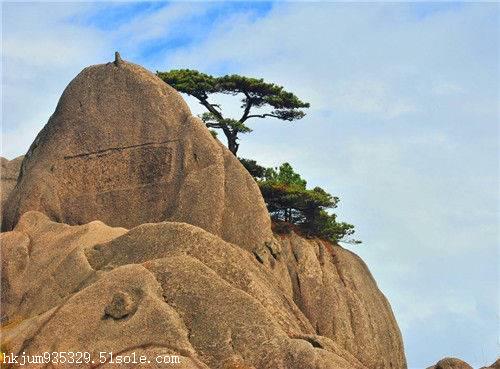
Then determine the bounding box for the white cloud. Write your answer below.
[331,78,418,118]
[397,291,479,331]
[112,3,214,52]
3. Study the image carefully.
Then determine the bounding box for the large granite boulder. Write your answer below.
[0,55,407,369]
[1,54,272,252]
[1,211,369,369]
[429,358,500,369]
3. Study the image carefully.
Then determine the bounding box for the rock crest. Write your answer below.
[2,57,272,252]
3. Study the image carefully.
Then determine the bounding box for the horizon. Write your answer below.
[1,2,498,367]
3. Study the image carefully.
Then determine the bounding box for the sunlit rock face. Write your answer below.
[268,232,407,369]
[1,212,370,369]
[1,55,272,253]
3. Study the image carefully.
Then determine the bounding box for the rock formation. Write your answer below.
[272,232,406,369]
[1,155,23,210]
[1,211,401,369]
[426,358,473,369]
[0,55,407,369]
[1,55,272,252]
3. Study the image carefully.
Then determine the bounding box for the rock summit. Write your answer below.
[2,54,272,252]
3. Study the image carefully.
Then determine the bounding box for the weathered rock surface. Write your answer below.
[0,212,408,369]
[426,357,474,369]
[1,211,127,323]
[1,155,23,210]
[1,56,272,252]
[268,232,407,369]
[1,212,371,369]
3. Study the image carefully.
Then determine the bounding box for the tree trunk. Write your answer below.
[226,134,239,155]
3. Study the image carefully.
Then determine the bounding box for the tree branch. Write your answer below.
[240,91,253,123]
[245,113,281,120]
[194,96,234,145]
[196,96,224,120]
[205,122,225,129]
[337,239,362,245]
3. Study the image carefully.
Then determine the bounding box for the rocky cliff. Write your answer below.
[482,359,500,369]
[0,54,407,369]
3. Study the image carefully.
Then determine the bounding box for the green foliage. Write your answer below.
[263,163,307,188]
[157,69,218,97]
[302,209,359,244]
[215,74,309,120]
[241,160,360,244]
[239,158,267,179]
[157,69,309,154]
[159,70,356,244]
[201,112,253,133]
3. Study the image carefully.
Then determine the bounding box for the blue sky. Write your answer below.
[2,2,498,368]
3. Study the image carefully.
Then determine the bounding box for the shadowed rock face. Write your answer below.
[1,58,272,252]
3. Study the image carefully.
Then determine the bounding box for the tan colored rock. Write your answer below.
[0,210,127,323]
[267,231,407,369]
[1,212,370,369]
[0,156,23,215]
[1,55,272,252]
[426,357,474,369]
